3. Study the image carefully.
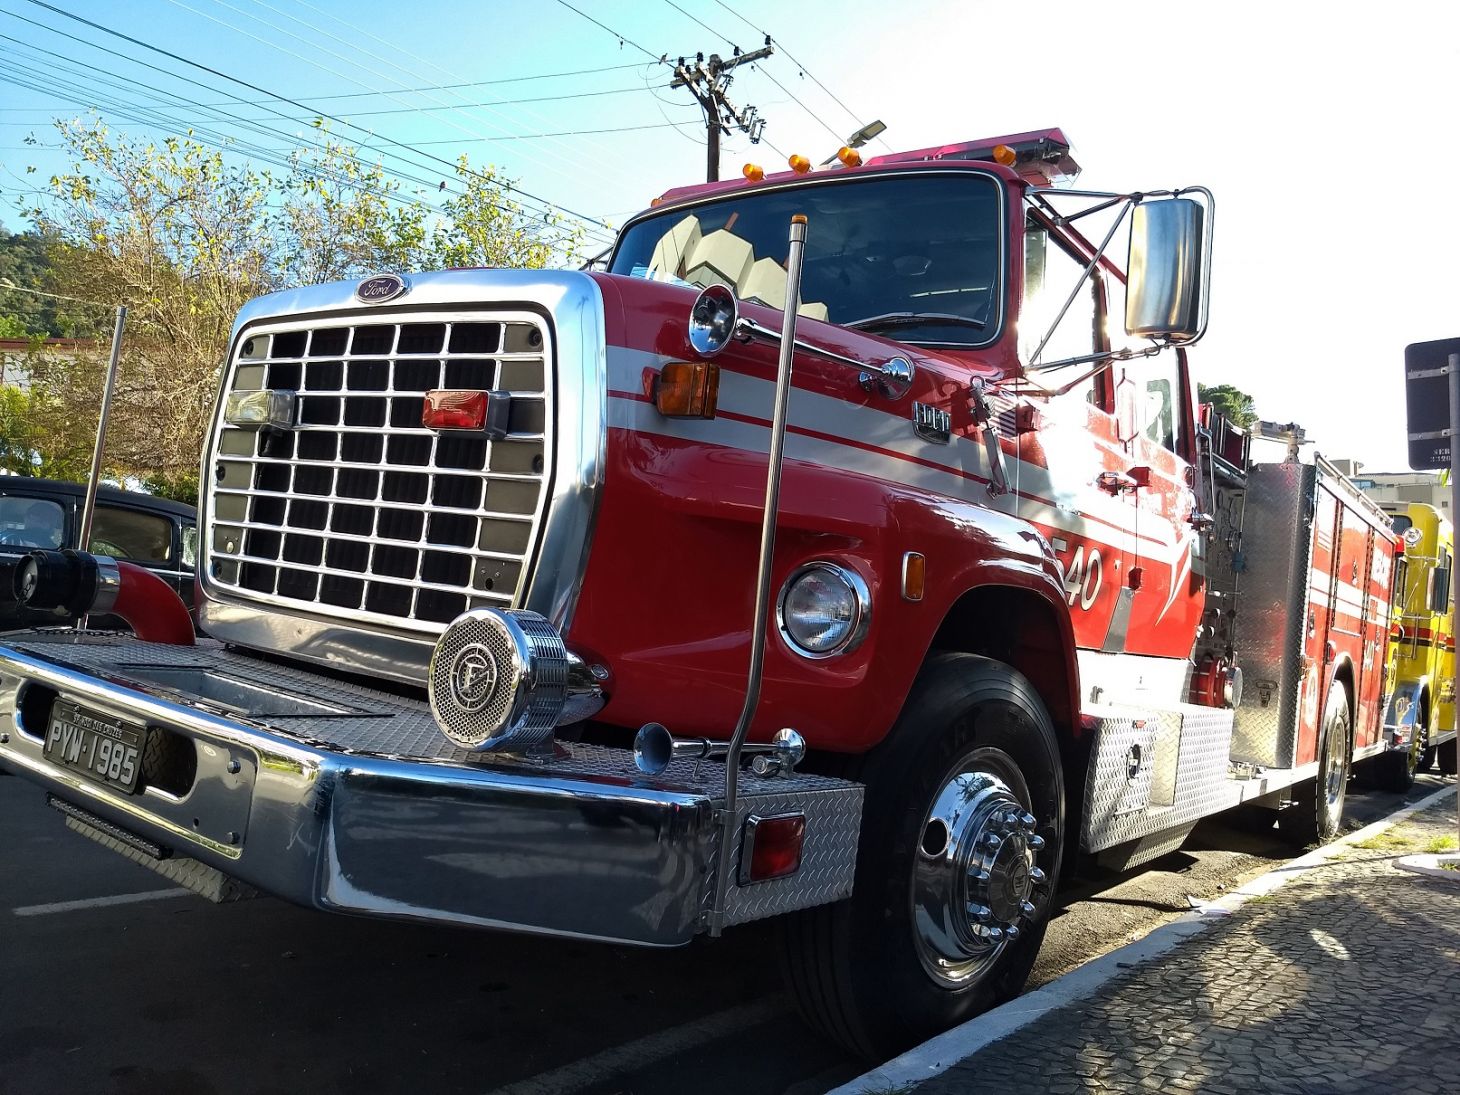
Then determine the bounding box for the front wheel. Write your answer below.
[779,654,1065,1060]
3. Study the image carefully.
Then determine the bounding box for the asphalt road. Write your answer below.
[1,769,1452,1095]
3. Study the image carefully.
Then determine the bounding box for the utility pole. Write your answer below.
[671,40,773,182]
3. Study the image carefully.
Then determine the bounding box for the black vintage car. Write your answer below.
[0,477,197,623]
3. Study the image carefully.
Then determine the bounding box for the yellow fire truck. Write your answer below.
[1378,501,1458,786]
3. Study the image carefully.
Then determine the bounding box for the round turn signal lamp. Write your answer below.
[788,153,811,174]
[836,146,862,168]
[992,144,1018,167]
[742,162,765,181]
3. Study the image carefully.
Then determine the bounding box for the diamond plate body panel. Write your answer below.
[713,783,864,927]
[1082,701,1237,852]
[1230,462,1316,768]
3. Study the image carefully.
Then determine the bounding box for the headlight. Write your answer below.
[777,562,871,658]
[688,283,739,357]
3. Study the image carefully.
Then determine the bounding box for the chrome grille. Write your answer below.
[206,311,552,631]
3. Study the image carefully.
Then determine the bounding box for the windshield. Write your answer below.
[610,173,1004,346]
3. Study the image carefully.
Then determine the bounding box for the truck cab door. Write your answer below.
[1111,356,1202,658]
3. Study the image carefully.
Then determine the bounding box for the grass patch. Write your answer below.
[1353,830,1417,852]
[1442,862,1460,872]
[1424,835,1458,855]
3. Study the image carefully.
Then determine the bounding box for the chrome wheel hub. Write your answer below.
[912,761,1050,987]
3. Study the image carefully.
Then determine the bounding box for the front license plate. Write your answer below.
[43,701,144,794]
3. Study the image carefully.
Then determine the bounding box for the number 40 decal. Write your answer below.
[1052,539,1103,611]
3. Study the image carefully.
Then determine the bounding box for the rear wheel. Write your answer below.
[1373,730,1419,793]
[779,654,1064,1060]
[1279,680,1351,845]
[1440,738,1458,777]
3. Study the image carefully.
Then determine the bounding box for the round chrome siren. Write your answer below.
[687,283,739,357]
[428,608,577,752]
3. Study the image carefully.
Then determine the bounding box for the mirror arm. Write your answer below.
[733,315,914,398]
[1016,345,1162,396]
[1027,199,1134,366]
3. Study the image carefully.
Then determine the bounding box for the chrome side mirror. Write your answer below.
[1125,195,1210,344]
[688,283,739,357]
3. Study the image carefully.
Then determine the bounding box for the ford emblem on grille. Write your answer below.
[356,273,409,304]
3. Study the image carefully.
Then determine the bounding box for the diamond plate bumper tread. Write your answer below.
[63,817,259,903]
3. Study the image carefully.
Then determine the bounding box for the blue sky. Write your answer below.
[3,0,1458,470]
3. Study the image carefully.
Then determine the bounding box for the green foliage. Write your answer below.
[1197,383,1257,428]
[0,383,96,479]
[0,228,75,337]
[17,116,577,487]
[139,472,199,507]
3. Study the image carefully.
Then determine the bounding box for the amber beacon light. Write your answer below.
[742,162,765,182]
[788,153,811,174]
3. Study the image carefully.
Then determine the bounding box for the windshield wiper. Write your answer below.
[843,311,987,334]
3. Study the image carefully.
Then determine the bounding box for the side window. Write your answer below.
[1129,355,1183,452]
[1022,222,1100,405]
[90,505,174,565]
[0,497,65,549]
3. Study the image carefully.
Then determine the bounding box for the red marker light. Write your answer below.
[743,813,806,883]
[423,389,503,432]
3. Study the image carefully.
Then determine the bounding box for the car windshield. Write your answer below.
[610,172,1003,346]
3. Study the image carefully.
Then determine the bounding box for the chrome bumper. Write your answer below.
[0,633,862,946]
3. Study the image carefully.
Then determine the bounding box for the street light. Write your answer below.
[821,120,887,165]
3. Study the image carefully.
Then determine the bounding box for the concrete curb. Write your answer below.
[1396,852,1460,881]
[828,783,1458,1095]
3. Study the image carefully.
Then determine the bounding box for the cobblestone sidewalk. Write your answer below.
[917,797,1460,1095]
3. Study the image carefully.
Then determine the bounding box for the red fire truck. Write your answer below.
[0,129,1399,1058]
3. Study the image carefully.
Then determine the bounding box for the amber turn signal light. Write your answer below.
[992,144,1018,167]
[742,162,765,181]
[836,146,862,168]
[788,153,811,174]
[901,551,926,602]
[654,361,720,419]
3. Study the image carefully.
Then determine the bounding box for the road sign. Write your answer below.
[1405,337,1460,470]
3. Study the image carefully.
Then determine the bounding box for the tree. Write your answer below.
[1197,383,1257,428]
[19,116,573,496]
[0,383,95,479]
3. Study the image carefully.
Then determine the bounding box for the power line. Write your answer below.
[213,60,655,103]
[20,0,615,233]
[551,0,668,66]
[225,85,681,121]
[183,0,645,198]
[708,0,892,151]
[0,55,614,251]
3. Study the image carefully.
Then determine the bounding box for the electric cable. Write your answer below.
[19,0,615,233]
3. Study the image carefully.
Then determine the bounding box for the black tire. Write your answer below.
[778,653,1065,1060]
[1279,680,1352,846]
[1440,738,1458,777]
[1371,743,1417,793]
